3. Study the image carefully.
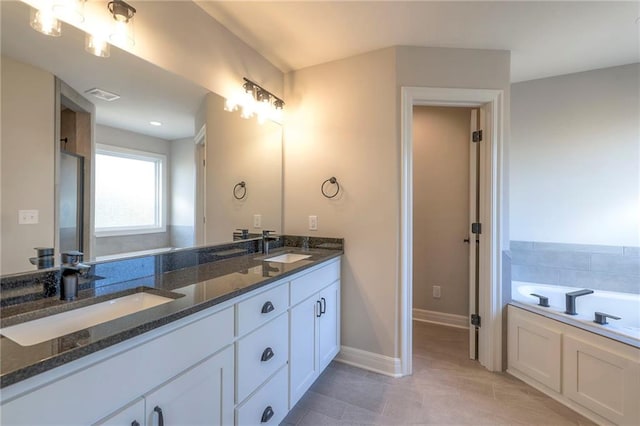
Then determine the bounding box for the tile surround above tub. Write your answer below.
[510,241,640,294]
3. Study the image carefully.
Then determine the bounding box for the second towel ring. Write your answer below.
[321,177,340,198]
[233,181,247,200]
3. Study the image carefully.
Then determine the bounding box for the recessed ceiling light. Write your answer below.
[150,121,162,126]
[85,87,120,102]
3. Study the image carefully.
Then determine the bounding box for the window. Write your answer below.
[95,144,166,236]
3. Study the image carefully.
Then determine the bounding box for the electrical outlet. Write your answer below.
[433,285,441,299]
[308,215,318,231]
[18,210,39,225]
[253,214,262,228]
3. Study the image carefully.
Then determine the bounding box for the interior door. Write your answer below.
[194,125,206,245]
[468,108,483,360]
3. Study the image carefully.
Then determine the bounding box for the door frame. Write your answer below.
[194,124,207,246]
[400,86,506,374]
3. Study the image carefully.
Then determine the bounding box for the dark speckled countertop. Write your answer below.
[0,247,342,388]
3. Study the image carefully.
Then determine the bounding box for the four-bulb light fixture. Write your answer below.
[224,78,285,125]
[28,0,137,58]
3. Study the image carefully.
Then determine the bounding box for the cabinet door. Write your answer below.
[145,346,234,426]
[318,281,340,371]
[289,295,319,408]
[93,398,144,426]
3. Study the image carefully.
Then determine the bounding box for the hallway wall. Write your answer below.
[413,106,472,316]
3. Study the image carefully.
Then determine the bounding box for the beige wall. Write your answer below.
[205,93,282,243]
[511,64,639,246]
[413,106,472,316]
[1,57,55,275]
[284,46,510,359]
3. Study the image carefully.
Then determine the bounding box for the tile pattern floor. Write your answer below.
[281,321,596,425]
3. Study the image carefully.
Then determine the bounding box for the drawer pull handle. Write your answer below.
[316,300,322,317]
[320,297,327,315]
[261,347,275,362]
[131,422,140,426]
[261,405,275,423]
[153,406,164,426]
[261,301,275,314]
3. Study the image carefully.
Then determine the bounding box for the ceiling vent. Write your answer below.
[85,87,120,102]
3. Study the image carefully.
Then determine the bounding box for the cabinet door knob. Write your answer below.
[261,347,275,362]
[261,301,275,314]
[320,297,327,315]
[316,300,322,317]
[153,406,164,426]
[261,405,275,423]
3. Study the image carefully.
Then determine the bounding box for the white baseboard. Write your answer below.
[334,346,402,378]
[413,308,469,329]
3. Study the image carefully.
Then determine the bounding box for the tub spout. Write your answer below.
[565,289,594,315]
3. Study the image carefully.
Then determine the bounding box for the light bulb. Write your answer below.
[85,33,110,58]
[30,8,61,37]
[52,0,85,24]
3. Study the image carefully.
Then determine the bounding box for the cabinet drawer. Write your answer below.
[237,282,289,336]
[290,260,340,306]
[236,365,288,426]
[236,313,288,403]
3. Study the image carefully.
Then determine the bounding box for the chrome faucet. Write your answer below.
[565,289,594,315]
[262,230,279,255]
[60,251,90,301]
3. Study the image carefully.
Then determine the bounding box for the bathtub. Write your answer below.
[512,281,640,347]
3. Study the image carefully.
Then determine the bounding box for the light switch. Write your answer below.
[253,214,262,228]
[308,215,318,231]
[18,210,39,224]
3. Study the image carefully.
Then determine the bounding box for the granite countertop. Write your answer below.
[0,247,342,388]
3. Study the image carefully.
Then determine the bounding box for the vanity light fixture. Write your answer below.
[226,78,285,124]
[30,7,62,37]
[108,0,136,47]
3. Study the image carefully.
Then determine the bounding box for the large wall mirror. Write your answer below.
[1,0,282,275]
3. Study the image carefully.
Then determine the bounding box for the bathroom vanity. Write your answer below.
[0,244,341,425]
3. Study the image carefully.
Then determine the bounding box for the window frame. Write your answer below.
[94,143,167,237]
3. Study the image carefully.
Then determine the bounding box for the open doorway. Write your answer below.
[400,87,506,376]
[412,105,480,364]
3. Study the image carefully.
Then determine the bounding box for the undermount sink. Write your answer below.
[264,253,312,263]
[1,292,176,346]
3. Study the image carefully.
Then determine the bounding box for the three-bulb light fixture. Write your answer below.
[224,78,285,125]
[29,0,137,58]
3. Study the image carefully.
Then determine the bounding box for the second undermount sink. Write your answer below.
[264,253,312,263]
[1,292,177,347]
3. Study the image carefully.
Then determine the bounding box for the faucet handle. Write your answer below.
[262,230,276,237]
[594,312,621,325]
[530,293,550,307]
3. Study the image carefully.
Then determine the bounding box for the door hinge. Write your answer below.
[471,222,482,234]
[471,314,481,327]
[472,130,483,143]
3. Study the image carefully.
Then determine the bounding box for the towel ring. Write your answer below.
[233,181,247,200]
[321,177,340,198]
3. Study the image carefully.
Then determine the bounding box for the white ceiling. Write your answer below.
[197,1,640,82]
[1,1,208,140]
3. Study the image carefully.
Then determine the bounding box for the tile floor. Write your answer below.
[281,321,596,425]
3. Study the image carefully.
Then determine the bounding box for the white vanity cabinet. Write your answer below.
[1,256,342,426]
[289,260,341,407]
[1,305,235,426]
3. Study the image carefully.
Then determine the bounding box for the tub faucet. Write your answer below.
[60,251,90,301]
[594,312,621,325]
[565,289,594,315]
